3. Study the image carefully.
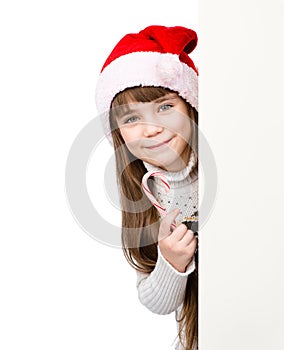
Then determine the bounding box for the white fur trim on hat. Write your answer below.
[95,51,198,142]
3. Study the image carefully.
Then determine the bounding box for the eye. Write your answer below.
[124,115,139,124]
[158,104,173,112]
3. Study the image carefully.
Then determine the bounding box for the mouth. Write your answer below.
[145,138,173,150]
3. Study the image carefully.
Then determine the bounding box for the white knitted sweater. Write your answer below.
[136,152,198,350]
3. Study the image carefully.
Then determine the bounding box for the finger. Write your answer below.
[158,208,180,240]
[179,230,195,246]
[169,223,188,241]
[184,238,198,255]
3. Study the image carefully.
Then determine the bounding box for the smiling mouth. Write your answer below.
[145,138,173,149]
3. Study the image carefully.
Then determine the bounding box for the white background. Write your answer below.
[1,0,284,349]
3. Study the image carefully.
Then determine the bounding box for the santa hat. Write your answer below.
[95,25,198,142]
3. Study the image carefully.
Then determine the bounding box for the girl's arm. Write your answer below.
[136,209,197,315]
[136,246,195,315]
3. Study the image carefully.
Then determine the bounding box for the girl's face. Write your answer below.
[115,93,192,171]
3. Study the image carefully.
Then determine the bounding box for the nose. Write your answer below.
[143,123,163,137]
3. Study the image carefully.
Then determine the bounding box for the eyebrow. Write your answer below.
[115,94,177,120]
[152,94,177,103]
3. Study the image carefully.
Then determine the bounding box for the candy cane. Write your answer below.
[142,170,176,229]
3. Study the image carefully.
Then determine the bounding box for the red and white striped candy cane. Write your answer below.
[142,170,177,229]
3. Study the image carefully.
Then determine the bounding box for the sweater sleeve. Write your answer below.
[136,247,196,315]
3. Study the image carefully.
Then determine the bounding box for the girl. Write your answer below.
[95,25,199,350]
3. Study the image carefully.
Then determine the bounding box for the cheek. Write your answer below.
[119,127,139,144]
[170,116,191,141]
[119,127,142,155]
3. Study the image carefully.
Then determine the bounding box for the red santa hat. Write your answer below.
[95,25,198,141]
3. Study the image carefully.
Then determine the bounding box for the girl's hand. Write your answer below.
[158,208,197,273]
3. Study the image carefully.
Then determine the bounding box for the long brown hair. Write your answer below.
[110,86,198,350]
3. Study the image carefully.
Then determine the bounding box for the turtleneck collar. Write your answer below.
[143,151,197,185]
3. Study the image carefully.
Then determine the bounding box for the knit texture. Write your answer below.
[136,246,195,315]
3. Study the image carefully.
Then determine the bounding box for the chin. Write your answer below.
[146,157,183,171]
